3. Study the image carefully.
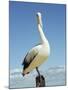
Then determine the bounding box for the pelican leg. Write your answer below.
[36,67,41,82]
[36,67,40,76]
[36,67,45,87]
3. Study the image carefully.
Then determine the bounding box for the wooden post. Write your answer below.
[36,75,45,87]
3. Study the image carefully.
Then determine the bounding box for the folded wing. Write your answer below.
[22,45,41,70]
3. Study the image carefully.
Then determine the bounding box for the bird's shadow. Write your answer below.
[4,85,9,89]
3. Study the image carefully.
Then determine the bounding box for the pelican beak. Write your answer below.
[22,72,25,76]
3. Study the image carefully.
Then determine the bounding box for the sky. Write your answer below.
[9,1,66,70]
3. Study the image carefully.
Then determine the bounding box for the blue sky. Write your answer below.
[9,1,66,70]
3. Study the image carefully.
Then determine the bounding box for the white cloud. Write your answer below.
[10,68,22,74]
[9,66,66,88]
[46,65,65,74]
[10,65,65,78]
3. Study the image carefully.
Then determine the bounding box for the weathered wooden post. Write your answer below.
[36,75,45,87]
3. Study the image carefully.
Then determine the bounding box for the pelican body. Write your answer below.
[22,12,50,76]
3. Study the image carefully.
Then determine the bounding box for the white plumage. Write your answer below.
[22,12,50,76]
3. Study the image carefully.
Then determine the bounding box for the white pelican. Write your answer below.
[22,12,50,76]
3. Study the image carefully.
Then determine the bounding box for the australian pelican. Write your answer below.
[22,12,50,76]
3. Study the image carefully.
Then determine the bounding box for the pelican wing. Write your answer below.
[22,45,41,70]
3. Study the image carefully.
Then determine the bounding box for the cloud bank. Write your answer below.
[9,66,66,88]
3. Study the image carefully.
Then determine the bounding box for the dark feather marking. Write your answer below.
[22,53,28,65]
[23,52,38,70]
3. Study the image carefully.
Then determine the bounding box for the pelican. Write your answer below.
[22,12,50,76]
